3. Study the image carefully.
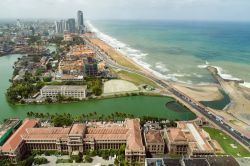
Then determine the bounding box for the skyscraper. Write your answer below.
[77,10,85,34]
[66,18,76,33]
[55,20,66,34]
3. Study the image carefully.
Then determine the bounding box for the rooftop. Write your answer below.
[23,127,70,140]
[126,119,145,152]
[167,122,214,152]
[69,124,86,136]
[145,129,164,144]
[183,158,209,166]
[1,119,38,152]
[41,85,87,91]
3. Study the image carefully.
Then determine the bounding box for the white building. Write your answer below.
[40,85,87,99]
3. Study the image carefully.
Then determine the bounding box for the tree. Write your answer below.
[70,155,82,163]
[84,155,93,163]
[33,157,49,165]
[45,97,53,103]
[43,76,52,82]
[52,114,73,127]
[114,158,119,166]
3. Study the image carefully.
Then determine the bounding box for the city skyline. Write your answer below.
[0,0,249,21]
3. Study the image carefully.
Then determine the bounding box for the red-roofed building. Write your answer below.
[165,122,216,156]
[0,119,39,163]
[0,119,145,164]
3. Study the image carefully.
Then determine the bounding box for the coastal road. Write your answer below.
[84,37,250,150]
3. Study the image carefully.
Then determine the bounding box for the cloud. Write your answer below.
[0,0,249,21]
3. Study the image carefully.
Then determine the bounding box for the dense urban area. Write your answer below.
[0,10,250,166]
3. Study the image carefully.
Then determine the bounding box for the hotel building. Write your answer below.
[40,85,87,100]
[165,122,217,156]
[0,119,145,164]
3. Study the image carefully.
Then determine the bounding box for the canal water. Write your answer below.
[0,54,196,122]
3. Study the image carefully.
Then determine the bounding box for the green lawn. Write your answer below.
[204,127,250,157]
[117,70,159,88]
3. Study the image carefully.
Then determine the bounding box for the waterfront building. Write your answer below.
[165,122,217,156]
[144,129,165,154]
[77,10,85,34]
[0,119,145,164]
[40,85,87,99]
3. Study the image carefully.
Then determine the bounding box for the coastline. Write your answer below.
[85,30,228,103]
[86,26,250,138]
[87,21,250,90]
[206,65,250,137]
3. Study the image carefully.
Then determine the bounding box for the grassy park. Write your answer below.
[117,70,159,88]
[204,127,250,157]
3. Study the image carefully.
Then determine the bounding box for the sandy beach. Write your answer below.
[85,32,250,138]
[172,83,223,102]
[207,66,250,137]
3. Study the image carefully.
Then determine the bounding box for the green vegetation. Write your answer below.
[70,154,82,163]
[117,70,158,88]
[28,35,41,45]
[84,155,93,163]
[33,157,49,165]
[84,145,127,165]
[56,159,73,164]
[86,78,103,96]
[52,113,73,127]
[7,68,43,103]
[204,127,250,157]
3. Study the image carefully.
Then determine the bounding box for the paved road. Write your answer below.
[84,37,250,150]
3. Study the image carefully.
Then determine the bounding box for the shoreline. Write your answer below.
[87,29,250,136]
[87,21,250,90]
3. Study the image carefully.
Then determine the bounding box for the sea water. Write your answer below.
[88,20,250,87]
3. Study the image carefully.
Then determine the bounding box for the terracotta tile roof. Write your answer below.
[167,128,187,142]
[126,119,145,152]
[85,134,127,141]
[1,119,38,152]
[85,127,128,141]
[168,122,215,152]
[22,127,70,140]
[69,124,86,135]
[87,127,128,134]
[145,129,164,144]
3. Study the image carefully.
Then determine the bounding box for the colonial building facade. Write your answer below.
[0,119,145,164]
[165,122,217,156]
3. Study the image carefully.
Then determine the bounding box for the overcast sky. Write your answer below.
[0,0,250,21]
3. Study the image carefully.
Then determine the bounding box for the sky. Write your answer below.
[0,0,250,21]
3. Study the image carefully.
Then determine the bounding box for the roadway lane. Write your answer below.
[84,37,250,149]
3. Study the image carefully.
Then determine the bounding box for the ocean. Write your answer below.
[87,20,250,87]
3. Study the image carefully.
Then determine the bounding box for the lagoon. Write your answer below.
[0,55,196,121]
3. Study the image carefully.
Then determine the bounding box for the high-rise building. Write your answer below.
[16,19,22,28]
[77,10,85,34]
[55,20,66,34]
[66,18,76,33]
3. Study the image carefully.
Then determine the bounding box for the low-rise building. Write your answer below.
[0,119,145,164]
[165,122,216,156]
[144,129,165,154]
[40,85,87,100]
